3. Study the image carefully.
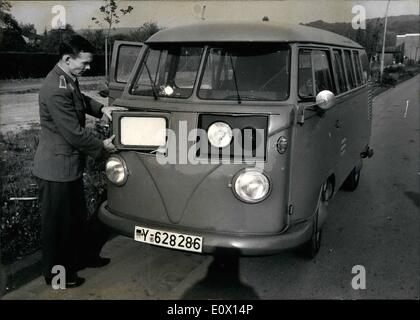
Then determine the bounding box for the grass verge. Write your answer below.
[0,122,108,265]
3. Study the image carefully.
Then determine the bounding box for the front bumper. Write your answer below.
[99,202,313,256]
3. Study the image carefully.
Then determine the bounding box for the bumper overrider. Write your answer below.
[99,202,314,256]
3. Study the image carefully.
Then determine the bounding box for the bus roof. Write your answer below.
[146,21,364,49]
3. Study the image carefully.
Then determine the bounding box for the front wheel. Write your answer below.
[299,182,329,259]
[300,209,323,259]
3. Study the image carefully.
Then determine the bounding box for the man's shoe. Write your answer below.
[84,256,111,268]
[44,275,85,288]
[65,275,85,288]
[44,277,52,285]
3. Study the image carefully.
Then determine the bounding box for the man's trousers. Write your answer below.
[37,178,87,278]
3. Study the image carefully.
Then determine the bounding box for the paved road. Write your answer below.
[2,76,419,300]
[0,77,104,95]
[0,76,106,133]
[0,91,107,134]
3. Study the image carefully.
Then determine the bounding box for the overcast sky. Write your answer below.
[9,0,419,34]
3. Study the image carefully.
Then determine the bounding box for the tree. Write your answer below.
[0,1,27,51]
[365,18,382,59]
[20,23,36,38]
[0,0,11,13]
[81,29,106,54]
[91,0,134,83]
[19,23,41,51]
[128,22,161,42]
[39,24,76,53]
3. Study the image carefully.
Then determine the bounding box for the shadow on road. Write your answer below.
[181,252,260,300]
[404,191,419,208]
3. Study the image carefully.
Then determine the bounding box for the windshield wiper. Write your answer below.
[228,54,241,104]
[143,62,159,100]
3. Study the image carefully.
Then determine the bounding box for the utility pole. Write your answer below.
[105,36,108,85]
[380,0,391,83]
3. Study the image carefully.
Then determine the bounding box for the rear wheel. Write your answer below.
[341,166,361,191]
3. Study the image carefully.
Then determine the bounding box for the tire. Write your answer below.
[300,211,322,259]
[299,182,329,259]
[341,166,361,191]
[0,264,7,297]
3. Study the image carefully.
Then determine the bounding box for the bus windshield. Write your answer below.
[130,44,290,101]
[131,45,204,99]
[198,44,290,101]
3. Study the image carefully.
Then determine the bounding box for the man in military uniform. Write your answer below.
[33,35,124,288]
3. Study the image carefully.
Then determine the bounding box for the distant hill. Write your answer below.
[306,15,419,36]
[304,15,419,52]
[76,27,139,36]
[382,15,420,35]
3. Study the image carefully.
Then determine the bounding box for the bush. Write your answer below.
[0,127,41,264]
[405,59,417,67]
[406,70,416,77]
[384,64,405,74]
[381,72,397,86]
[0,122,108,265]
[0,52,105,79]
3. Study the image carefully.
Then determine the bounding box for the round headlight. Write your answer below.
[106,156,128,186]
[207,122,233,148]
[233,169,270,203]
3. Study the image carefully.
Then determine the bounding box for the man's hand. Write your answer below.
[102,106,128,121]
[103,134,117,153]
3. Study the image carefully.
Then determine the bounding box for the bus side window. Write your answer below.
[344,50,356,89]
[333,49,347,94]
[116,45,143,83]
[352,50,363,85]
[312,50,335,94]
[298,51,314,97]
[360,51,370,83]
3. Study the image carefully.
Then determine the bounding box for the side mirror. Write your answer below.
[316,90,335,110]
[298,90,335,125]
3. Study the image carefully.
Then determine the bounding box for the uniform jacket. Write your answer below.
[33,65,105,182]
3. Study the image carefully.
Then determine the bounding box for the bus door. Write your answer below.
[108,41,144,103]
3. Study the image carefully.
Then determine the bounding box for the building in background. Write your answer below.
[396,33,420,61]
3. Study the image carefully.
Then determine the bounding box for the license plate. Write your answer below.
[134,226,203,253]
